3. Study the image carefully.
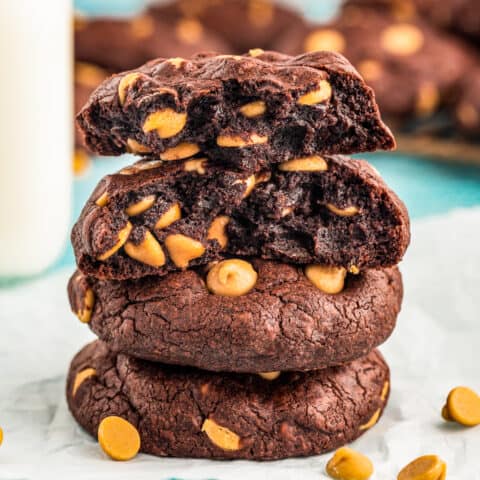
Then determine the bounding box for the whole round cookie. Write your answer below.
[67,341,390,460]
[68,260,402,372]
[276,7,473,119]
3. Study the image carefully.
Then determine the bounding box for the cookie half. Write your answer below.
[71,155,410,280]
[67,341,390,460]
[68,261,402,372]
[76,50,395,169]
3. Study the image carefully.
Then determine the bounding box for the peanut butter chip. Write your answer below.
[124,231,166,267]
[416,82,439,116]
[445,386,480,426]
[160,142,200,160]
[249,48,264,57]
[327,204,360,217]
[381,381,390,401]
[201,418,241,451]
[349,265,360,275]
[239,100,266,118]
[165,234,205,269]
[298,80,332,105]
[130,15,155,38]
[207,216,230,248]
[98,416,141,461]
[95,191,109,207]
[118,73,141,106]
[216,133,268,147]
[357,59,383,82]
[175,18,203,44]
[72,368,96,396]
[304,29,346,53]
[305,265,347,294]
[155,203,182,229]
[125,195,156,216]
[259,371,280,380]
[73,149,91,176]
[97,222,133,261]
[234,174,256,198]
[77,288,95,323]
[397,455,447,480]
[126,138,151,154]
[143,109,187,139]
[207,259,258,297]
[381,23,424,56]
[326,447,374,480]
[168,57,186,68]
[184,158,208,174]
[359,408,381,430]
[441,405,452,421]
[279,156,328,172]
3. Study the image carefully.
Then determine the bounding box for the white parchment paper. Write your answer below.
[1,208,479,479]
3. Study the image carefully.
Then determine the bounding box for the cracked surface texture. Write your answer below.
[68,261,402,372]
[71,155,410,280]
[76,50,395,170]
[66,341,390,460]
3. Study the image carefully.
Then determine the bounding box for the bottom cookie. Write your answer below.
[67,341,390,460]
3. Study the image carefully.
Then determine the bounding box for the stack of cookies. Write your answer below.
[67,50,410,461]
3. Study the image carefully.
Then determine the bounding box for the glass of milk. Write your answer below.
[0,0,72,281]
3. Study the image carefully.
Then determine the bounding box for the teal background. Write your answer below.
[60,0,480,271]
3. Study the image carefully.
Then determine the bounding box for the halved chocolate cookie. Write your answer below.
[71,155,410,280]
[76,50,395,170]
[67,341,390,460]
[68,260,402,372]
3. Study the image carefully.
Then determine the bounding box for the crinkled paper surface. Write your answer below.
[1,208,479,479]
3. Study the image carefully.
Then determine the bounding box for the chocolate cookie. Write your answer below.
[276,8,473,119]
[453,65,480,137]
[74,14,230,73]
[71,155,410,280]
[149,0,306,53]
[76,50,395,169]
[68,261,402,372]
[67,341,390,460]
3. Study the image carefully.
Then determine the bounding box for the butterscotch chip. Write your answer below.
[160,142,200,160]
[381,23,424,56]
[98,416,141,461]
[76,288,95,324]
[216,133,268,147]
[155,203,182,230]
[97,222,133,261]
[95,191,109,207]
[73,149,91,176]
[359,408,381,430]
[126,138,152,154]
[75,61,108,89]
[381,381,390,401]
[416,82,439,116]
[0,426,3,446]
[349,265,360,275]
[184,158,207,174]
[441,405,452,421]
[279,155,328,172]
[298,80,332,105]
[239,100,266,118]
[207,259,258,297]
[201,418,241,451]
[304,29,346,53]
[397,455,447,480]
[118,73,141,106]
[259,371,280,381]
[326,447,374,480]
[234,174,256,198]
[207,216,230,248]
[72,368,96,396]
[167,57,186,68]
[327,204,360,217]
[165,234,205,268]
[143,109,187,139]
[446,386,480,426]
[124,231,166,267]
[305,265,347,294]
[125,195,156,216]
